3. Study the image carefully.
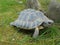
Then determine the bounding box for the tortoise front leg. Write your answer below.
[33,27,39,38]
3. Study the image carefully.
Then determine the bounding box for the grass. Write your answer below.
[0,0,60,45]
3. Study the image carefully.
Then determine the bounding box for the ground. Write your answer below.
[0,0,60,45]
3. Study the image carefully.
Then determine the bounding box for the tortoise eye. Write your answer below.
[48,22,51,24]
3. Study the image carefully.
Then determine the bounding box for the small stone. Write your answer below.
[18,1,23,4]
[12,38,15,41]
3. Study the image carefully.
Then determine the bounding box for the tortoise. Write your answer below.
[10,9,54,38]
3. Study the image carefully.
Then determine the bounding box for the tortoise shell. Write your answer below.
[10,9,52,29]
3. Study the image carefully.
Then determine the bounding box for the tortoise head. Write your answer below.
[43,19,54,27]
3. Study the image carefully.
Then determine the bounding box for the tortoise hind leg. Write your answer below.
[33,27,39,38]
